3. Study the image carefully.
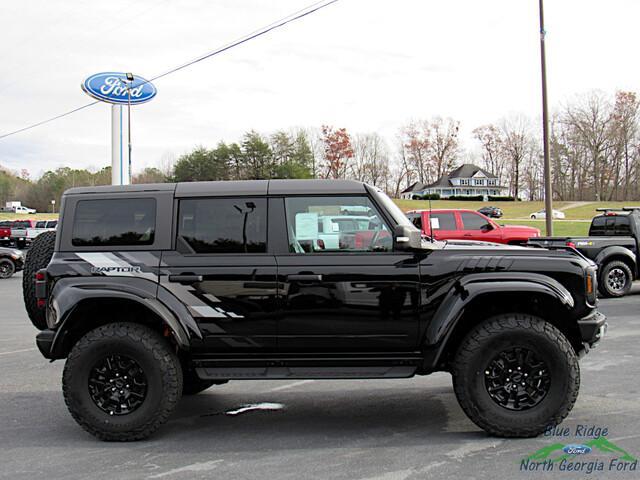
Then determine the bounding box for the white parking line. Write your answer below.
[268,380,314,392]
[0,347,37,356]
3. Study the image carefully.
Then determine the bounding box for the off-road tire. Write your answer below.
[63,323,183,441]
[0,258,16,279]
[22,230,56,330]
[598,260,632,298]
[452,313,579,438]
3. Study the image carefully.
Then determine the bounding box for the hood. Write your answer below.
[499,224,541,235]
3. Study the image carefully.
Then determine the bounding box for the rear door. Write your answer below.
[160,196,278,354]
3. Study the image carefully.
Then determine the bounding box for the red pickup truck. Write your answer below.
[406,209,540,245]
[0,221,12,246]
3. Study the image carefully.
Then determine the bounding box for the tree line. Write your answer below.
[1,89,638,212]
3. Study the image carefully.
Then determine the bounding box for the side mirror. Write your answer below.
[394,225,422,251]
[481,223,494,231]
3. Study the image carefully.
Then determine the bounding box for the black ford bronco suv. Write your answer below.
[23,180,606,441]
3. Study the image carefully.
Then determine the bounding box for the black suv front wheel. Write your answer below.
[452,314,579,438]
[63,323,183,441]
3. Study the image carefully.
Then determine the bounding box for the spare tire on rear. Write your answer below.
[22,231,56,330]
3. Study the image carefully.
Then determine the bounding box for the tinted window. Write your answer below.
[614,217,631,235]
[409,213,422,230]
[72,198,156,246]
[46,220,58,228]
[178,198,267,254]
[461,212,490,230]
[589,216,606,235]
[285,196,391,253]
[36,221,46,228]
[429,213,456,230]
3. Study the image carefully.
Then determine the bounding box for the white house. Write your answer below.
[400,164,507,199]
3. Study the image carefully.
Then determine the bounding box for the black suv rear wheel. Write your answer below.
[452,314,579,438]
[63,323,182,441]
[598,260,632,298]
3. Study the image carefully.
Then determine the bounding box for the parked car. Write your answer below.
[10,219,37,248]
[0,247,24,278]
[406,209,540,245]
[24,180,605,441]
[477,206,503,218]
[26,220,57,243]
[528,207,640,297]
[530,209,565,220]
[0,221,12,246]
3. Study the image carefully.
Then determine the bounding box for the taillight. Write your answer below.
[37,298,46,309]
[35,271,46,282]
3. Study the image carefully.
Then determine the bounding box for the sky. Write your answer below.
[0,0,638,178]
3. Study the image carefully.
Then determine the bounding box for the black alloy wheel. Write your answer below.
[0,258,15,279]
[484,347,551,411]
[88,354,148,416]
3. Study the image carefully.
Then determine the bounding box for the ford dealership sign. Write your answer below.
[81,72,157,105]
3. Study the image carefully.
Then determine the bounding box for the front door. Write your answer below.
[160,196,278,354]
[275,195,420,353]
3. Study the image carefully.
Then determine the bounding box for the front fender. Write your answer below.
[421,273,574,371]
[48,277,201,357]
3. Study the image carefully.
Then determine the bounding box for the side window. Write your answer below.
[285,196,391,253]
[36,221,46,228]
[178,197,267,254]
[408,213,422,230]
[590,216,606,235]
[461,212,490,230]
[614,217,631,235]
[72,198,156,246]
[429,213,456,230]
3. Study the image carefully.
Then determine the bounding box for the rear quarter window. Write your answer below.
[72,198,156,246]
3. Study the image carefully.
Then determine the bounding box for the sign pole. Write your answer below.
[111,104,130,186]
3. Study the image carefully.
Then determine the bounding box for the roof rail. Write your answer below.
[622,206,640,211]
[595,208,624,212]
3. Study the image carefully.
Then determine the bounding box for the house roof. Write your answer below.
[448,163,497,179]
[400,182,426,193]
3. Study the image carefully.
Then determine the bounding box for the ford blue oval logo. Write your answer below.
[81,72,157,105]
[563,444,592,455]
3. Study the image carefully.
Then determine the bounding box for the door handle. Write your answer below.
[287,274,323,282]
[168,274,203,284]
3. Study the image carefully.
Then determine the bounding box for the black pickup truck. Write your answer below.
[528,207,640,297]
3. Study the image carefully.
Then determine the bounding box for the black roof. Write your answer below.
[64,179,367,197]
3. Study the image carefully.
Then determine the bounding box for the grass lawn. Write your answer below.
[0,213,58,221]
[393,199,571,219]
[500,220,589,237]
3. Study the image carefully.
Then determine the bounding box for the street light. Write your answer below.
[539,0,553,235]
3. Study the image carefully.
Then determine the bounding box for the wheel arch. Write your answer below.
[49,286,193,359]
[595,247,637,279]
[421,276,581,372]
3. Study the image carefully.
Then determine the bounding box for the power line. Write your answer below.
[0,0,338,142]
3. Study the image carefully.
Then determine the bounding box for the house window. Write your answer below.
[459,179,469,186]
[474,179,484,186]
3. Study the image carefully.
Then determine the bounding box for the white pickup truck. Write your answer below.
[26,220,58,245]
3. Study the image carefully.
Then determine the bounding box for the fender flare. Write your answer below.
[48,279,201,358]
[594,246,636,272]
[421,273,574,370]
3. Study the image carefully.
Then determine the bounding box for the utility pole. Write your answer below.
[125,72,134,184]
[539,0,553,235]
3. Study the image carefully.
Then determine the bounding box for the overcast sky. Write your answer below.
[0,0,638,178]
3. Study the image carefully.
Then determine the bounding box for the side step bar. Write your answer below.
[196,365,417,380]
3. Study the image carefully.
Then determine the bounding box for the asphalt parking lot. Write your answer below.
[1,273,639,480]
